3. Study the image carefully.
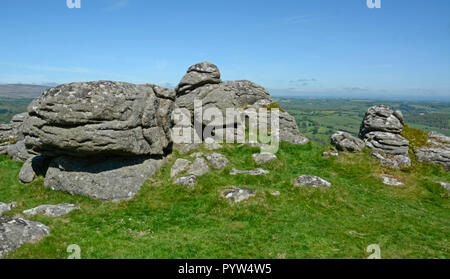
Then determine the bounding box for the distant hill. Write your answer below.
[0,84,52,98]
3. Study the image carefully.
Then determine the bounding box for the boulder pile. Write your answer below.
[1,62,309,201]
[358,105,411,168]
[416,132,450,171]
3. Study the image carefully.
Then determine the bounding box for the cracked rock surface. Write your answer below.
[0,216,50,258]
[23,204,80,217]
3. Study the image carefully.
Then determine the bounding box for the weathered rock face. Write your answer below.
[0,112,29,142]
[363,132,410,155]
[205,153,229,169]
[438,182,450,191]
[331,131,365,152]
[382,176,404,186]
[0,202,17,216]
[187,158,210,176]
[176,62,221,95]
[25,81,174,157]
[371,152,411,169]
[359,105,410,167]
[174,175,196,187]
[44,156,165,201]
[222,188,255,203]
[0,216,50,258]
[294,175,331,188]
[359,105,404,136]
[170,158,191,178]
[23,204,80,217]
[416,132,450,171]
[174,62,309,146]
[18,156,50,184]
[6,140,32,162]
[252,152,277,164]
[230,168,269,176]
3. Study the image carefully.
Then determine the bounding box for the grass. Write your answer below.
[1,141,449,259]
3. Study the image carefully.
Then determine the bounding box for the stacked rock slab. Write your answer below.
[0,112,33,161]
[23,81,174,201]
[174,62,309,146]
[0,216,50,258]
[331,131,365,152]
[18,62,308,201]
[358,105,411,168]
[25,81,173,157]
[416,132,450,171]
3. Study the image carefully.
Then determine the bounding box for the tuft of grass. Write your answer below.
[0,138,16,144]
[402,125,430,153]
[264,102,286,113]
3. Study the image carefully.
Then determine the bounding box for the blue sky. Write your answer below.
[0,0,449,99]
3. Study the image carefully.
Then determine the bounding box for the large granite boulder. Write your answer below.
[6,140,32,162]
[0,216,50,258]
[18,156,50,184]
[331,131,365,152]
[174,62,309,145]
[176,62,221,95]
[363,132,410,155]
[0,112,29,142]
[23,204,80,217]
[359,105,410,168]
[416,132,450,171]
[359,105,404,136]
[44,155,165,201]
[25,81,174,157]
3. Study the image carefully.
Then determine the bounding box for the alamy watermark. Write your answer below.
[366,244,381,259]
[367,0,381,9]
[66,0,81,9]
[171,100,280,153]
[67,244,81,259]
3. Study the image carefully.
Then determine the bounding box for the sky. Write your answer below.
[0,0,449,100]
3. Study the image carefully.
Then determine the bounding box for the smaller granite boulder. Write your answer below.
[174,176,197,187]
[331,131,365,152]
[371,152,411,169]
[230,168,269,176]
[382,176,404,186]
[416,132,450,171]
[45,156,165,201]
[294,175,331,188]
[18,156,50,184]
[205,153,229,169]
[269,190,281,196]
[222,188,255,203]
[6,140,32,162]
[0,216,50,258]
[363,132,410,155]
[0,202,17,216]
[23,204,80,217]
[204,138,222,150]
[176,62,221,95]
[438,182,450,191]
[322,151,339,157]
[190,152,204,158]
[252,152,277,164]
[187,158,210,176]
[170,158,191,178]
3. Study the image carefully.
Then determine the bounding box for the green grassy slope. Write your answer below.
[1,140,449,259]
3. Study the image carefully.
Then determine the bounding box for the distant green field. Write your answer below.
[0,97,32,123]
[275,98,450,144]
